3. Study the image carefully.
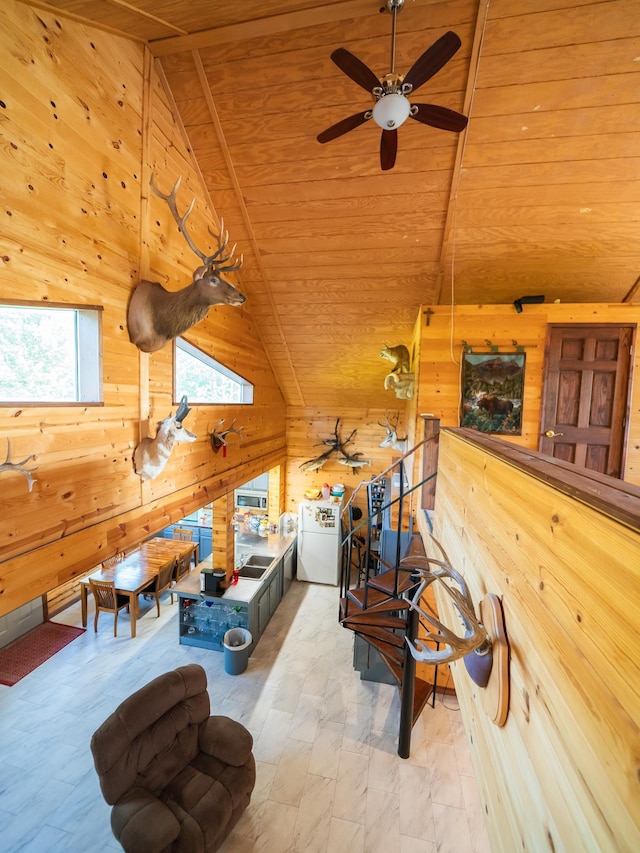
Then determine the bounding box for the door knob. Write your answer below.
[544,430,564,438]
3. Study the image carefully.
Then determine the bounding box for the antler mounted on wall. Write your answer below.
[133,396,196,481]
[0,439,38,492]
[127,174,245,353]
[299,418,370,472]
[401,536,510,726]
[210,418,245,453]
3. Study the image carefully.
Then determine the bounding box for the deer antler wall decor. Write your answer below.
[210,418,245,453]
[133,396,196,480]
[401,535,510,726]
[127,175,245,353]
[299,418,369,472]
[0,439,38,492]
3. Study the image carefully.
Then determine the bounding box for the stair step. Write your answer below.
[402,676,434,724]
[344,589,410,612]
[350,624,406,649]
[363,634,405,670]
[367,568,416,597]
[342,612,407,631]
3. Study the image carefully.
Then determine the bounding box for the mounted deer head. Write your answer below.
[133,396,196,480]
[127,175,245,353]
[210,418,245,452]
[379,413,407,453]
[400,537,490,666]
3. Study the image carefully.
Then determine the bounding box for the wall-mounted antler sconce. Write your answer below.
[400,536,510,727]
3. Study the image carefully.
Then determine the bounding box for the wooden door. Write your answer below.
[539,325,634,478]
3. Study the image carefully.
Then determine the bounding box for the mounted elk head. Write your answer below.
[210,418,245,453]
[127,175,245,353]
[133,396,196,480]
[379,413,407,453]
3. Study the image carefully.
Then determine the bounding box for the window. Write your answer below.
[0,302,102,404]
[174,338,253,404]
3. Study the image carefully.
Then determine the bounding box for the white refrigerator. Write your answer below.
[297,499,343,585]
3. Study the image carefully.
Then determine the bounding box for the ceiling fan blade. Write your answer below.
[410,103,468,133]
[403,31,462,93]
[380,129,398,171]
[330,47,380,92]
[317,111,371,144]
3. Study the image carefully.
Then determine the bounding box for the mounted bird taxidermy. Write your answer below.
[133,396,196,481]
[127,175,245,353]
[317,0,468,170]
[210,418,245,453]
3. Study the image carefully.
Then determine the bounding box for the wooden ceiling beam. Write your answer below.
[149,0,376,57]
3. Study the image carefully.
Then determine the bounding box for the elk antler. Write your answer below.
[400,536,489,665]
[0,439,38,492]
[210,418,245,451]
[149,174,243,273]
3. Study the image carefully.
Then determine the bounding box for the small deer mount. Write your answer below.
[210,418,244,454]
[299,418,370,473]
[380,343,414,399]
[133,396,196,481]
[379,412,408,454]
[127,174,245,353]
[0,439,38,492]
[401,536,510,727]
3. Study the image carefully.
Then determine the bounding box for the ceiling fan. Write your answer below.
[316,0,468,171]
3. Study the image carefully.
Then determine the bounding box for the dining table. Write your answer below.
[79,538,197,637]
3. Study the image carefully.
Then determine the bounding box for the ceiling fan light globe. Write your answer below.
[372,93,411,130]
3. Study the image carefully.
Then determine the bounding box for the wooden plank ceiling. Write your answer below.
[39,0,640,407]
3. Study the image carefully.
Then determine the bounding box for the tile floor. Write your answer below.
[0,580,491,852]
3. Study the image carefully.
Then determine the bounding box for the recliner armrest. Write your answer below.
[111,787,180,853]
[199,715,254,766]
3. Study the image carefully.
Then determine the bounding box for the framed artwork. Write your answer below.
[460,352,525,435]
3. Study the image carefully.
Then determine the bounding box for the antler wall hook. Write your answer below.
[210,418,245,452]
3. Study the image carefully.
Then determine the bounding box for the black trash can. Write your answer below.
[223,628,252,675]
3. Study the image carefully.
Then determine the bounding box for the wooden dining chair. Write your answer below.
[142,559,176,617]
[101,551,125,569]
[89,579,130,637]
[170,549,193,603]
[172,527,194,542]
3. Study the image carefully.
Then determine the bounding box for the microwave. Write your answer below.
[235,490,268,510]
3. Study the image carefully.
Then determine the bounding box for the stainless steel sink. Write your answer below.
[237,565,267,579]
[244,554,273,568]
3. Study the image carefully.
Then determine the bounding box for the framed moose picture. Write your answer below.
[460,352,525,435]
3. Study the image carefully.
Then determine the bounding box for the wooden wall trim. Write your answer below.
[449,428,640,531]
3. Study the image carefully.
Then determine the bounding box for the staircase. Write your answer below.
[338,429,440,758]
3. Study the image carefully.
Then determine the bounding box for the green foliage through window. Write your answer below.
[174,338,253,405]
[0,304,101,403]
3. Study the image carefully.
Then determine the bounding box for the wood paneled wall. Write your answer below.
[416,303,640,485]
[428,429,640,852]
[0,1,285,617]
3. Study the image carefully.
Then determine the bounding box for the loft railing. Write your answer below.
[339,431,439,613]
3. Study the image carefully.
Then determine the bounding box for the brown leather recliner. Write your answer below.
[90,663,256,852]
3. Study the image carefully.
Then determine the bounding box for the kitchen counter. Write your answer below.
[173,532,297,653]
[173,532,297,604]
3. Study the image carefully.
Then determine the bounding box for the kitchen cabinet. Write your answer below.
[199,529,212,561]
[178,596,249,652]
[174,540,295,654]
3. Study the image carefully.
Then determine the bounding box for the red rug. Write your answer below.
[0,621,85,686]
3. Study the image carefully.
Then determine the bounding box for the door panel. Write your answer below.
[540,325,634,478]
